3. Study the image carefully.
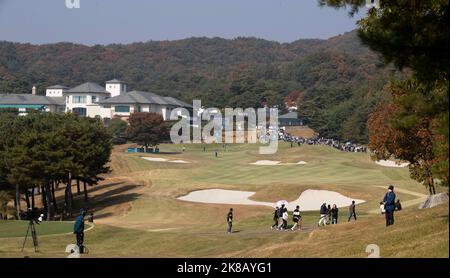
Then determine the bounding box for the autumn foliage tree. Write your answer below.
[322,0,449,192]
[368,79,447,194]
[126,112,168,151]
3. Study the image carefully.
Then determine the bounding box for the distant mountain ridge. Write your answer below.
[0,30,390,142]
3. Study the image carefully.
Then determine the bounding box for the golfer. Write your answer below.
[73,209,85,253]
[331,204,338,224]
[227,208,233,234]
[278,204,287,230]
[281,210,288,230]
[291,206,302,231]
[348,200,357,222]
[383,185,396,226]
[318,203,327,226]
[271,206,279,230]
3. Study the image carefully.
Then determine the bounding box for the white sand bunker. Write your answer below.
[251,160,308,166]
[251,160,281,165]
[142,157,168,162]
[170,160,190,164]
[376,160,409,168]
[142,157,190,164]
[178,189,364,211]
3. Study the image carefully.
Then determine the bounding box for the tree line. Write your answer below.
[0,111,112,220]
[0,31,390,143]
[321,0,449,193]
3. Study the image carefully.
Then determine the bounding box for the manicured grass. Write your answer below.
[0,142,447,257]
[0,221,73,238]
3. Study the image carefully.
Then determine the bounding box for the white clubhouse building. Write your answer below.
[0,79,191,121]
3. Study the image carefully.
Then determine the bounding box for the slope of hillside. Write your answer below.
[0,31,390,142]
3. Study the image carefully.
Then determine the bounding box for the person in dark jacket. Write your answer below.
[348,201,357,222]
[291,206,302,231]
[227,208,233,234]
[383,185,396,226]
[326,204,332,224]
[277,204,287,230]
[73,209,86,253]
[318,203,327,226]
[331,204,339,224]
[271,207,279,230]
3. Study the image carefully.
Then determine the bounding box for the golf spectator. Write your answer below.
[73,209,86,253]
[395,199,402,211]
[318,203,327,226]
[281,210,289,230]
[331,204,338,224]
[291,205,302,231]
[277,204,287,230]
[227,208,233,234]
[379,202,386,214]
[348,200,357,222]
[327,204,332,224]
[383,185,396,226]
[271,207,279,230]
[87,212,94,223]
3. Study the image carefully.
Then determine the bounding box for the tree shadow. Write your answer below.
[82,182,125,195]
[54,183,143,221]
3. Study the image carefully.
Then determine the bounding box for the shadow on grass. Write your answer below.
[50,182,143,221]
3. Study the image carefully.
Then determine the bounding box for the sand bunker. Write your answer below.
[142,157,190,164]
[251,160,281,165]
[178,189,364,211]
[376,160,409,168]
[170,160,189,164]
[251,160,308,166]
[142,157,169,162]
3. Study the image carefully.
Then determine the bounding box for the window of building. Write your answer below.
[115,106,130,113]
[92,96,98,103]
[72,107,87,117]
[137,105,141,112]
[72,96,87,104]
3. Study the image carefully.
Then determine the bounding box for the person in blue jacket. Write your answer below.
[383,185,396,226]
[73,209,86,252]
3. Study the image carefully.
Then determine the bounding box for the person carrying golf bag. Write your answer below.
[74,209,86,253]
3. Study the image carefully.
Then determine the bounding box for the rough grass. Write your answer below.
[0,142,447,258]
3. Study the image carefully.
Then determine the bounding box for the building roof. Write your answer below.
[46,85,69,90]
[65,82,110,94]
[163,96,192,108]
[101,91,192,108]
[279,112,298,119]
[0,94,65,106]
[106,79,125,83]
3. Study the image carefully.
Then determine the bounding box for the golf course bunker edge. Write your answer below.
[178,189,365,211]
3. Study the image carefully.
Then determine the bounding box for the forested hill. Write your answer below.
[0,31,392,142]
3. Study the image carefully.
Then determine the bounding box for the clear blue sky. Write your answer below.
[0,0,364,45]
